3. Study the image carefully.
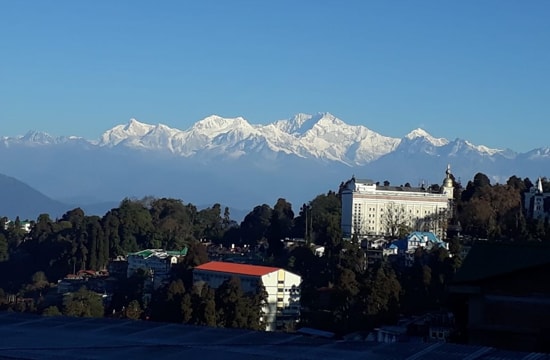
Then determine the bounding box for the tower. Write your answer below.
[442,164,454,200]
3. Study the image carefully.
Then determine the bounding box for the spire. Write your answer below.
[537,177,543,193]
[442,164,454,199]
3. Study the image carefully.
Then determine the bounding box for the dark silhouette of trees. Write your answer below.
[266,198,295,257]
[1,171,550,335]
[63,287,105,318]
[240,204,272,246]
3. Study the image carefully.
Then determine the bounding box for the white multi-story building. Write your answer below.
[341,166,454,239]
[193,261,301,331]
[126,248,187,289]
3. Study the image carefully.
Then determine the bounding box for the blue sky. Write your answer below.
[1,0,549,152]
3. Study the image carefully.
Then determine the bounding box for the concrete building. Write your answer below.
[340,165,454,238]
[126,248,187,289]
[523,177,550,220]
[194,261,301,331]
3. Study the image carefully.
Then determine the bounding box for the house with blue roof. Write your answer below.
[387,232,448,266]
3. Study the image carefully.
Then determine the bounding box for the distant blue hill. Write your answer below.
[0,172,250,223]
[0,173,71,220]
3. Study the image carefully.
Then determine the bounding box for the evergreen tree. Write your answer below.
[42,305,62,316]
[215,277,249,328]
[125,299,143,320]
[63,287,104,318]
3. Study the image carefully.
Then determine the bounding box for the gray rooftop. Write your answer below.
[0,312,548,359]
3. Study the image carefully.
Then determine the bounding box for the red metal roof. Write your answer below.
[195,261,280,277]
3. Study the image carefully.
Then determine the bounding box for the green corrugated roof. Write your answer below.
[132,250,154,258]
[128,248,188,258]
[167,248,188,256]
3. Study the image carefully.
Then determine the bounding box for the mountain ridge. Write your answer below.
[1,112,548,214]
[6,112,538,164]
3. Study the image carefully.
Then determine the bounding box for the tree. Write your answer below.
[31,271,49,289]
[266,198,294,257]
[381,202,411,238]
[247,281,268,330]
[240,204,272,246]
[364,264,401,321]
[215,277,249,329]
[166,279,186,322]
[124,299,143,320]
[198,285,217,327]
[0,233,8,262]
[63,287,105,318]
[332,268,361,332]
[42,305,62,316]
[196,204,224,243]
[181,293,193,323]
[309,191,341,247]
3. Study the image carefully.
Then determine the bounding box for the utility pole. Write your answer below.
[303,203,308,244]
[303,203,312,245]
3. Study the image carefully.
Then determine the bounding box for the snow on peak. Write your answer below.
[123,118,154,135]
[313,112,345,127]
[99,118,155,146]
[406,128,430,139]
[404,128,449,147]
[21,130,55,143]
[524,147,550,159]
[463,140,502,156]
[273,113,315,135]
[87,112,517,165]
[192,115,251,133]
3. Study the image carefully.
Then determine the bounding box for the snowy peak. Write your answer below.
[406,128,430,140]
[0,130,84,146]
[122,118,155,136]
[462,140,504,156]
[443,138,512,158]
[21,131,57,144]
[273,112,345,136]
[192,115,251,132]
[314,112,345,127]
[273,113,316,135]
[404,128,449,147]
[523,147,550,159]
[99,118,155,146]
[4,112,523,167]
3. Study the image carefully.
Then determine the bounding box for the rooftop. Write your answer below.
[128,248,188,259]
[195,261,281,277]
[408,231,443,243]
[0,312,546,360]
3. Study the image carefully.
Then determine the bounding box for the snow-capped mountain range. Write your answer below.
[2,112,532,164]
[0,112,548,219]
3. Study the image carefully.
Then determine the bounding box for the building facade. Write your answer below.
[126,248,187,289]
[194,261,301,331]
[340,166,454,238]
[523,177,550,220]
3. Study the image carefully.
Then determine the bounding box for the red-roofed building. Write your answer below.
[194,261,301,331]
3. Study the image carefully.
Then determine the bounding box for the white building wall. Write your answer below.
[343,186,449,238]
[260,270,301,331]
[194,268,301,332]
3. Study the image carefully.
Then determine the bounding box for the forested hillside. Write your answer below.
[0,173,549,335]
